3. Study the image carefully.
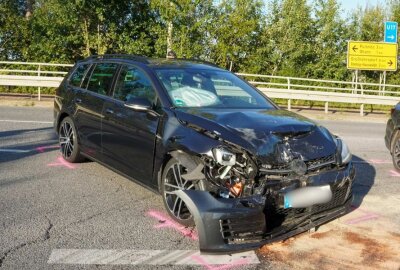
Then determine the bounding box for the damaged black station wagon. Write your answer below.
[54,55,355,253]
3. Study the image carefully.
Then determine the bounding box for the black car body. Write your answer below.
[385,102,400,170]
[54,55,355,253]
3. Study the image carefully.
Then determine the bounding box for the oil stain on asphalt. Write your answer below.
[257,222,400,270]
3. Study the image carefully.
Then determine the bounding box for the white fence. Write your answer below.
[0,61,399,115]
[0,61,72,100]
[237,73,400,115]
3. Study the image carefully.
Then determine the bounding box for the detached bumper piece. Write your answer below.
[176,162,355,253]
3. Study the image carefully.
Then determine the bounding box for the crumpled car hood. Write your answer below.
[174,108,337,164]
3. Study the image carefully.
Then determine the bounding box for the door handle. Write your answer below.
[105,108,114,114]
[75,98,82,103]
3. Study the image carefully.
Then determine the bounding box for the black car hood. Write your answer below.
[174,108,337,164]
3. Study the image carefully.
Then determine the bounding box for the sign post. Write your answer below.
[347,22,398,114]
[384,21,398,43]
[347,41,398,71]
[382,21,398,95]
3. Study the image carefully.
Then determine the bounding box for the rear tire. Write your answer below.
[391,131,400,172]
[161,158,198,227]
[58,117,84,163]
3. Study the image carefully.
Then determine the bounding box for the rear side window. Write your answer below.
[113,65,156,103]
[69,64,90,87]
[81,64,95,89]
[87,63,119,95]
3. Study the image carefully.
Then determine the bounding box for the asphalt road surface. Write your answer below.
[0,106,399,270]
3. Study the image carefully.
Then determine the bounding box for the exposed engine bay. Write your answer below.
[203,147,257,199]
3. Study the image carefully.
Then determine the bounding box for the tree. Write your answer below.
[25,0,34,18]
[0,0,28,60]
[150,0,216,58]
[209,0,264,71]
[265,0,316,77]
[386,0,400,84]
[18,0,157,62]
[359,5,385,41]
[313,0,348,80]
[0,0,396,84]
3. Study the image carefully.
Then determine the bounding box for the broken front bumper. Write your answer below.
[176,162,355,253]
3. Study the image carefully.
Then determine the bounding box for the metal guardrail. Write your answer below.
[237,73,400,115]
[237,73,400,96]
[0,75,64,87]
[0,62,399,115]
[0,61,72,100]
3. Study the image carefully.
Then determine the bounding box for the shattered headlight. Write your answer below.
[212,147,236,166]
[341,140,352,164]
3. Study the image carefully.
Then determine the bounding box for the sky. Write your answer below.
[338,0,383,13]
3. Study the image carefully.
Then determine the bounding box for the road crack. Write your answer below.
[0,217,53,268]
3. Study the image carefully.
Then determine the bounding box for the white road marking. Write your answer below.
[47,249,260,266]
[0,149,31,153]
[0,119,52,124]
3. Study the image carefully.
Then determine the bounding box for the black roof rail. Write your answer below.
[175,58,220,68]
[85,54,150,64]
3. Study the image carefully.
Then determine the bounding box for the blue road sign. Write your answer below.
[384,21,398,43]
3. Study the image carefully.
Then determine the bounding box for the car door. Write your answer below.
[74,62,119,161]
[101,64,160,183]
[66,62,91,114]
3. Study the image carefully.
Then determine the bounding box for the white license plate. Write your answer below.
[283,185,332,209]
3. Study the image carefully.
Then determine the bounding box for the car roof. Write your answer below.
[77,54,225,71]
[146,59,223,71]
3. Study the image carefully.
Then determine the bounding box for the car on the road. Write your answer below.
[385,103,400,171]
[54,55,355,253]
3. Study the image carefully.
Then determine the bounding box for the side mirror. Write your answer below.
[124,97,152,111]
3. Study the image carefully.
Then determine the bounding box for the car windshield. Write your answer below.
[155,68,275,109]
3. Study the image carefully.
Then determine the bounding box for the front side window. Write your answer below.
[113,65,156,104]
[87,63,119,95]
[69,64,90,87]
[155,68,275,109]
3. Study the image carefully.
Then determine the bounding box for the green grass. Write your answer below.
[0,86,56,95]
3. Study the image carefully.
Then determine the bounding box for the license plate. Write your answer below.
[284,185,332,209]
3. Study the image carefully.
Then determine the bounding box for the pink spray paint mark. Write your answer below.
[36,145,59,153]
[344,205,380,225]
[369,159,392,165]
[190,255,249,270]
[345,213,380,225]
[389,169,400,177]
[147,210,198,240]
[47,156,76,169]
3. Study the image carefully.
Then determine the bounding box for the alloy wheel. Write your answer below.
[59,121,74,159]
[394,139,400,168]
[163,162,196,221]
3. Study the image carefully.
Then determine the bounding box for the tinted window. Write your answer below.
[156,69,275,109]
[81,64,95,90]
[70,64,90,87]
[87,63,118,95]
[114,65,156,103]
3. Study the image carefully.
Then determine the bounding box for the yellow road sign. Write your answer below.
[347,41,398,71]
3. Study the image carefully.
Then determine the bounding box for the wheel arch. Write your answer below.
[157,151,174,194]
[156,150,203,194]
[57,112,70,133]
[391,129,400,150]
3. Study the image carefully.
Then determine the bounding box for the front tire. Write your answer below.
[391,131,400,171]
[58,117,84,163]
[161,158,199,227]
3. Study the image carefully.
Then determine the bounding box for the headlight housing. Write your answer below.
[338,139,352,164]
[212,147,236,166]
